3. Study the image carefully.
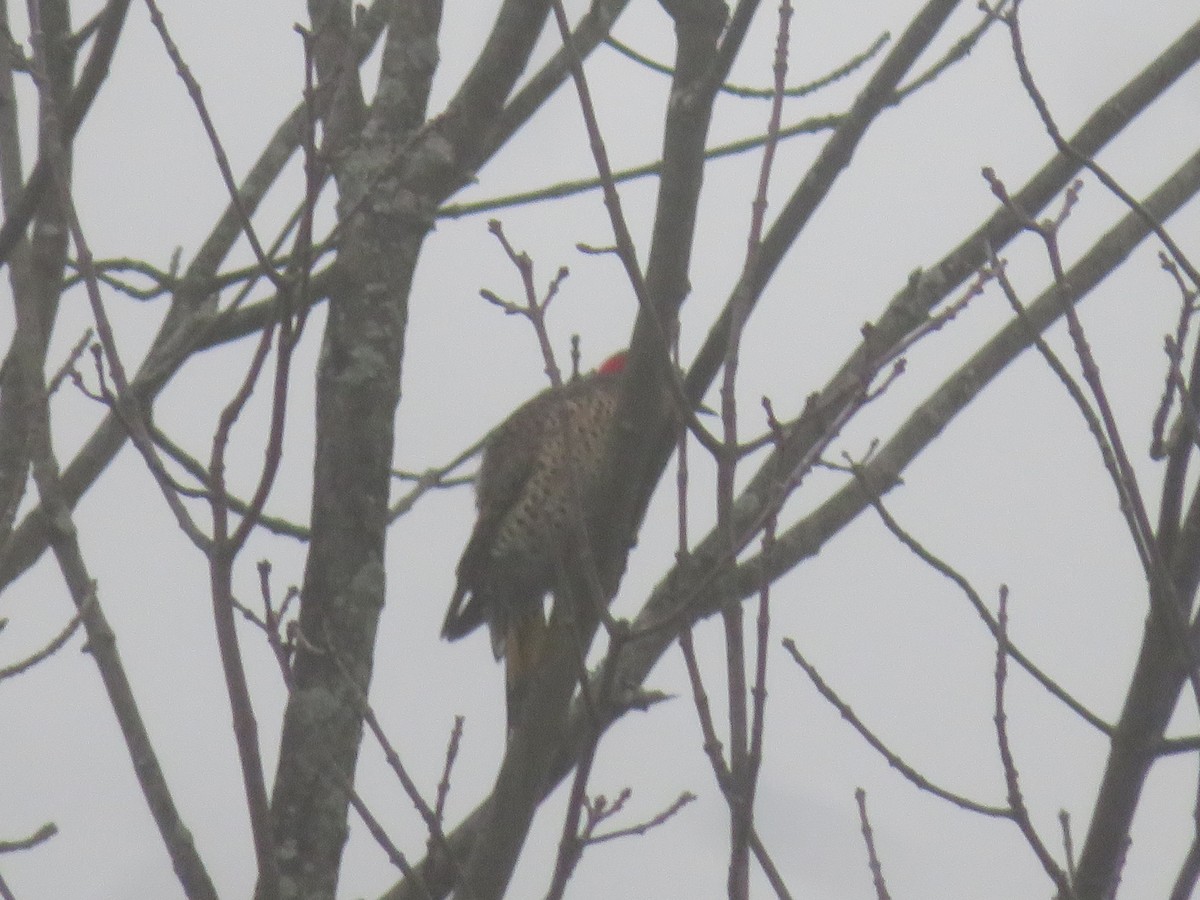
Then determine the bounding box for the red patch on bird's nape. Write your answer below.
[597,350,629,376]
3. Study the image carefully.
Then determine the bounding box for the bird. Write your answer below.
[442,350,628,727]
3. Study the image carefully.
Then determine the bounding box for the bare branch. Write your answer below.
[992,588,1073,896]
[783,637,1008,818]
[0,822,57,854]
[855,789,892,900]
[0,0,133,268]
[850,457,1113,736]
[141,0,286,290]
[434,716,465,829]
[991,0,1200,292]
[482,219,567,384]
[0,593,88,681]
[604,30,888,100]
[586,790,696,845]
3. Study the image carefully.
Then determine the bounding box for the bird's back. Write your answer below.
[443,368,623,651]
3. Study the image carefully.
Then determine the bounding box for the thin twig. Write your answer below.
[389,435,487,522]
[679,625,732,791]
[141,0,286,290]
[12,21,218,875]
[0,593,89,681]
[993,587,1073,895]
[783,637,1008,817]
[985,167,1200,716]
[547,0,704,441]
[604,30,888,99]
[146,424,309,540]
[549,0,644,311]
[328,642,457,873]
[440,4,1003,222]
[545,610,636,900]
[1152,252,1200,458]
[855,789,892,900]
[46,329,94,395]
[482,219,565,385]
[586,790,697,845]
[1168,831,1200,900]
[1059,810,1077,886]
[434,716,465,828]
[849,456,1112,736]
[0,822,57,854]
[992,0,1200,291]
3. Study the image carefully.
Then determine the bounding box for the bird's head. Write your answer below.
[597,350,629,376]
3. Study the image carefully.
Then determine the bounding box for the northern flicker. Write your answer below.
[442,350,628,725]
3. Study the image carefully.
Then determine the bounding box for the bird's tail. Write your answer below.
[504,611,549,731]
[442,584,485,642]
